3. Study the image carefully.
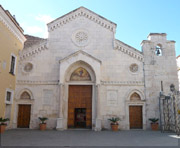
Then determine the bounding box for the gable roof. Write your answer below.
[24,35,46,49]
[59,50,102,64]
[47,7,117,33]
[115,39,143,62]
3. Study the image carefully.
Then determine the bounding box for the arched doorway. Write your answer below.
[67,67,93,128]
[17,91,32,128]
[129,92,143,129]
[57,51,101,130]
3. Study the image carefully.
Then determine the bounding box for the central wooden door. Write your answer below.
[68,85,92,128]
[129,106,142,129]
[17,105,31,128]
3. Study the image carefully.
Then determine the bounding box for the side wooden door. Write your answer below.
[17,105,31,128]
[129,106,142,129]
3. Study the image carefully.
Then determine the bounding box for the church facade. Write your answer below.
[13,7,179,131]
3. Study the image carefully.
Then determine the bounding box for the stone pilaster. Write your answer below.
[56,83,64,130]
[95,84,102,131]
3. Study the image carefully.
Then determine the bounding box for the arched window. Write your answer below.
[130,92,141,101]
[20,91,31,100]
[155,44,162,56]
[70,67,91,81]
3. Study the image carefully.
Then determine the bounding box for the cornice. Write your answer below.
[17,80,144,86]
[0,8,26,44]
[114,40,144,62]
[17,80,58,85]
[20,41,48,60]
[48,7,116,33]
[101,80,144,86]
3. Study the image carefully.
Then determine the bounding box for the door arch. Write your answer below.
[65,61,96,129]
[125,90,146,130]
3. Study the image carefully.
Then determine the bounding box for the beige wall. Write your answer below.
[0,18,24,127]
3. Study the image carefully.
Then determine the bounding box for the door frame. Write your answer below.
[129,105,143,129]
[125,102,146,130]
[65,82,95,130]
[17,104,31,128]
[14,102,34,128]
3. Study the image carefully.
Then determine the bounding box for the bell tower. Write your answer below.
[141,33,179,129]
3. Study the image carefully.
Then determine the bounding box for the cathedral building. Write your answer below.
[13,7,178,130]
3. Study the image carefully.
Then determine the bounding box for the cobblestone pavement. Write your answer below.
[0,129,180,148]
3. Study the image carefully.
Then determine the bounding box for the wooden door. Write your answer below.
[68,85,92,128]
[17,105,31,128]
[129,106,142,129]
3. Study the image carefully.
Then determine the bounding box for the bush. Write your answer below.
[38,117,48,124]
[149,118,159,123]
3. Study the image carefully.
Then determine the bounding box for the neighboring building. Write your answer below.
[14,7,178,130]
[177,55,180,90]
[0,5,26,128]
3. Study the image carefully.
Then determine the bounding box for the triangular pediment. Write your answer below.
[59,50,101,64]
[47,7,116,33]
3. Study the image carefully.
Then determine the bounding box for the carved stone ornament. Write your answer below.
[24,63,33,72]
[72,29,89,47]
[70,67,91,81]
[20,91,31,99]
[130,92,141,101]
[129,64,138,73]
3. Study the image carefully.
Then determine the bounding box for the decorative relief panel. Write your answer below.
[43,90,53,105]
[72,29,89,47]
[20,92,31,100]
[107,90,118,106]
[70,67,91,81]
[24,63,33,72]
[130,92,141,101]
[129,63,138,73]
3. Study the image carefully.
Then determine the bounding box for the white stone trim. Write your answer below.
[13,103,33,129]
[115,40,144,62]
[125,89,145,101]
[101,81,144,86]
[0,7,26,44]
[125,89,146,130]
[5,88,14,104]
[16,80,58,85]
[48,7,116,33]
[15,88,34,100]
[59,50,101,84]
[125,101,146,130]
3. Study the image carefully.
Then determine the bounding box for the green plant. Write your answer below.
[108,117,120,125]
[149,118,159,123]
[178,110,180,114]
[0,117,9,125]
[39,117,48,124]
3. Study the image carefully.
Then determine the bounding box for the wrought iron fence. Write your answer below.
[159,84,180,136]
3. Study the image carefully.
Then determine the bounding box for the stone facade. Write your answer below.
[13,7,179,130]
[177,55,180,90]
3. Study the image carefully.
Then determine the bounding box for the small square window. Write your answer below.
[5,89,13,104]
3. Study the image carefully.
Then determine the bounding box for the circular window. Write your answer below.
[24,63,33,72]
[129,63,138,73]
[72,29,89,47]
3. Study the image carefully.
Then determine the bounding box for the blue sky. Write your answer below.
[1,0,180,56]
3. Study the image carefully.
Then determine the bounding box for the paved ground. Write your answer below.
[0,129,180,148]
